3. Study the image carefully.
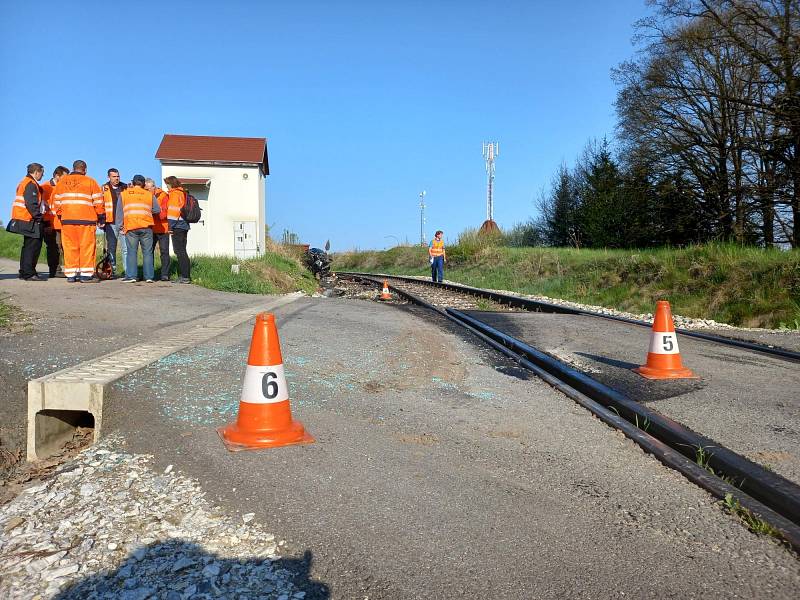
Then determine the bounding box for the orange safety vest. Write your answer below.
[121,186,154,231]
[151,188,170,234]
[166,187,186,220]
[53,173,105,225]
[40,180,61,229]
[429,238,445,257]
[102,183,126,222]
[11,176,42,222]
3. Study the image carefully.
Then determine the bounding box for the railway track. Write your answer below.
[338,271,800,550]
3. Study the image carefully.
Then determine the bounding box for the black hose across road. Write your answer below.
[340,272,800,550]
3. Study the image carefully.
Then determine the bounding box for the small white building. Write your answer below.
[155,134,269,259]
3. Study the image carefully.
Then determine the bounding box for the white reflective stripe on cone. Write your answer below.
[240,364,290,404]
[648,331,680,354]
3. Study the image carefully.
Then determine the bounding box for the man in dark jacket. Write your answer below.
[102,168,127,277]
[11,163,45,280]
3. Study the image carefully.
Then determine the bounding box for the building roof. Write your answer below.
[155,134,269,175]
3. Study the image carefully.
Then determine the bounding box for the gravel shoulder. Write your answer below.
[95,297,798,599]
[402,275,800,352]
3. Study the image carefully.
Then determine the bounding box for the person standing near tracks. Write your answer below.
[40,165,70,278]
[101,168,128,277]
[9,163,45,280]
[145,177,171,281]
[120,175,155,283]
[53,160,105,282]
[164,175,191,283]
[429,229,446,283]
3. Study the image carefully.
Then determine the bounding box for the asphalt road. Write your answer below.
[101,298,799,599]
[466,311,800,487]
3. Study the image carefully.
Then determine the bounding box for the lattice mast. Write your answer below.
[482,142,499,221]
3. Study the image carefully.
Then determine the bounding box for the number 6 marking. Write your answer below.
[262,372,279,399]
[662,335,674,352]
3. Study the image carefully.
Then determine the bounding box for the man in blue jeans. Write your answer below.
[120,175,155,283]
[102,168,127,277]
[429,230,446,282]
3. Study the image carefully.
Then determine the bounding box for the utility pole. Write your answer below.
[419,190,427,246]
[482,142,499,222]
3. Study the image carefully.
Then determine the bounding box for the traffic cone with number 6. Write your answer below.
[634,300,698,379]
[380,279,392,301]
[218,312,314,451]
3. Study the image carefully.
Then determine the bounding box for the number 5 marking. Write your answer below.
[662,335,674,352]
[262,372,279,399]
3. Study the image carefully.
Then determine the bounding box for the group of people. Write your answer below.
[9,161,192,283]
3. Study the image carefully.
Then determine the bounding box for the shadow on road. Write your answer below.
[574,351,639,370]
[55,540,329,599]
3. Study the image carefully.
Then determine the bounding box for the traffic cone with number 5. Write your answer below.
[218,312,314,451]
[634,301,698,379]
[380,279,392,300]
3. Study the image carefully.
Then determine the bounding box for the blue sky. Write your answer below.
[0,0,651,250]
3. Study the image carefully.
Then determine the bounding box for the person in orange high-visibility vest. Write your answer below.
[120,175,155,282]
[164,175,191,283]
[145,177,171,281]
[10,163,45,280]
[53,160,105,282]
[40,165,70,278]
[428,229,446,282]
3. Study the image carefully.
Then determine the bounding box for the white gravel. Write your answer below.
[0,437,303,600]
[406,275,798,333]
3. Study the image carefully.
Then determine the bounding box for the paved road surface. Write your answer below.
[104,298,799,598]
[467,310,800,486]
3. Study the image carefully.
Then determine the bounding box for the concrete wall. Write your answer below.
[159,164,265,257]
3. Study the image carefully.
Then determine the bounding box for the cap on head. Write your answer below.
[132,174,146,186]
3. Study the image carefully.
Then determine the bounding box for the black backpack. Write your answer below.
[181,191,202,223]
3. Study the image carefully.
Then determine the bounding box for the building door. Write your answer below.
[234,221,258,259]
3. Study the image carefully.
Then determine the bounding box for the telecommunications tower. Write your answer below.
[482,142,499,221]
[480,142,500,234]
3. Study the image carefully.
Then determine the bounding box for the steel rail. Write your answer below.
[343,272,800,549]
[337,271,800,363]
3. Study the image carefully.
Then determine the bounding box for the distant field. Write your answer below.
[334,242,800,329]
[0,230,317,296]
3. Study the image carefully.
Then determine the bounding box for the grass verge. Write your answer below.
[0,296,12,329]
[334,239,800,328]
[190,241,318,295]
[722,493,783,539]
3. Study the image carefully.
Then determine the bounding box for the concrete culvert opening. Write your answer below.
[34,409,95,460]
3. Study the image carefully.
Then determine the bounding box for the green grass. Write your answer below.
[0,227,25,260]
[0,229,317,295]
[334,238,800,328]
[0,296,12,329]
[722,493,783,539]
[190,247,318,295]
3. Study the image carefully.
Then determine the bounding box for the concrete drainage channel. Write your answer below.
[26,293,302,461]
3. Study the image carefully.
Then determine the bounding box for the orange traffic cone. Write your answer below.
[380,279,392,300]
[633,301,698,380]
[218,313,314,451]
